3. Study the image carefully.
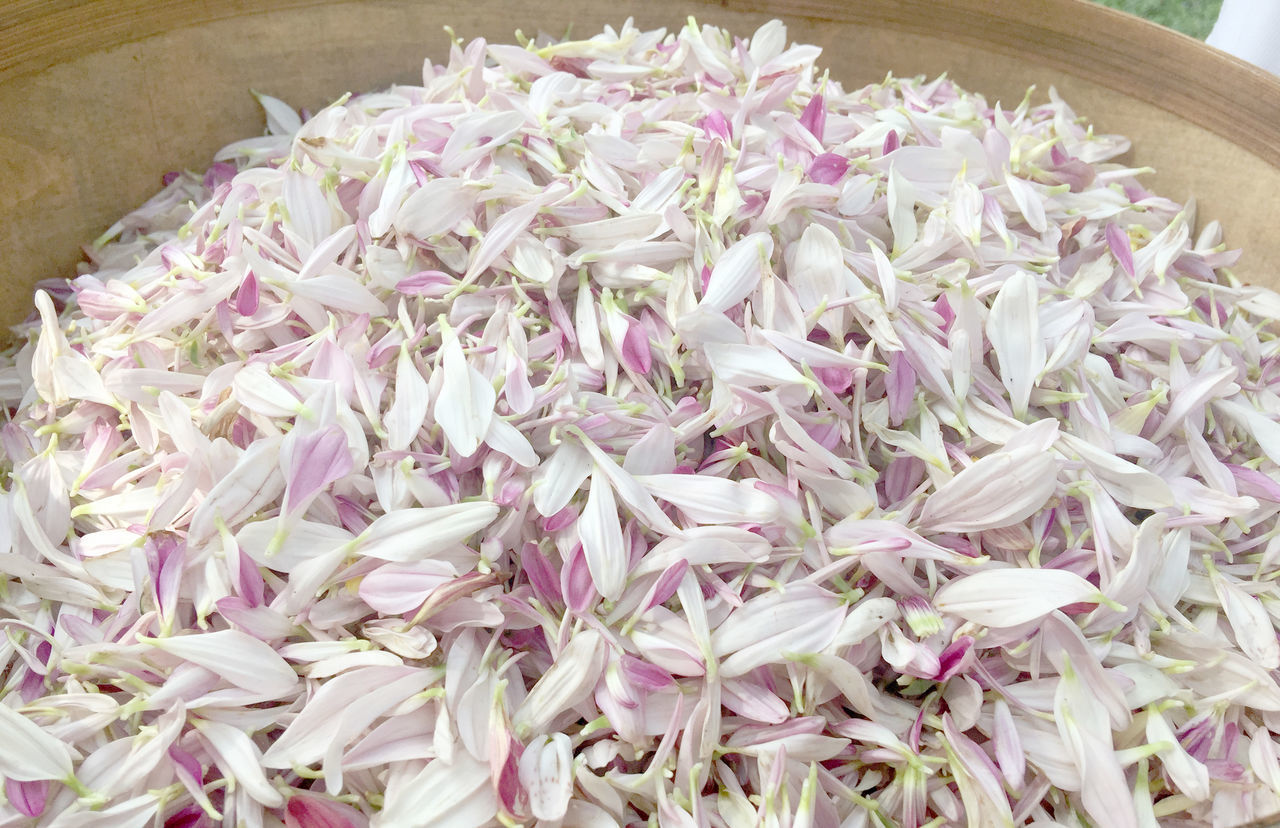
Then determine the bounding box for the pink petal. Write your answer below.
[164,805,213,828]
[5,778,50,818]
[521,542,563,605]
[935,635,975,681]
[882,129,900,155]
[285,792,368,828]
[1106,221,1136,277]
[808,152,849,184]
[620,654,675,691]
[619,315,653,374]
[235,270,260,316]
[394,270,455,298]
[886,351,916,426]
[799,94,826,142]
[145,531,185,626]
[643,559,689,612]
[357,561,455,614]
[699,109,732,141]
[283,425,353,515]
[561,544,597,614]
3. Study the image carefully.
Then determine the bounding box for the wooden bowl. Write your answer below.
[2,0,1279,336]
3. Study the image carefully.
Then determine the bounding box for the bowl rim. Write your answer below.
[2,0,1278,164]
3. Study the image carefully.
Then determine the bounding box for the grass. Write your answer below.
[1090,0,1223,39]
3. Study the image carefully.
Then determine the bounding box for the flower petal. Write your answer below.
[699,233,773,313]
[0,702,73,782]
[356,503,499,562]
[933,567,1102,627]
[143,629,299,697]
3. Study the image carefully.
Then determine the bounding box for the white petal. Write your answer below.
[395,178,478,239]
[236,517,354,573]
[187,436,285,542]
[513,630,606,738]
[53,353,114,405]
[483,417,538,467]
[532,442,592,517]
[703,342,809,389]
[1058,433,1174,509]
[565,213,663,248]
[830,597,900,648]
[283,170,331,247]
[1250,734,1280,797]
[574,271,606,371]
[636,474,780,525]
[933,567,1101,627]
[262,666,440,770]
[790,223,845,314]
[0,702,74,781]
[49,794,159,828]
[1005,174,1047,233]
[748,19,787,64]
[712,584,845,677]
[463,187,563,283]
[233,364,302,418]
[253,90,302,136]
[630,166,687,213]
[433,331,496,458]
[623,426,677,475]
[1215,398,1280,467]
[577,440,681,535]
[529,72,578,117]
[886,165,918,253]
[1054,663,1136,828]
[510,235,557,285]
[1145,709,1210,801]
[376,754,495,828]
[919,443,1057,533]
[297,224,358,281]
[143,629,298,697]
[283,273,386,316]
[357,503,499,562]
[579,471,627,600]
[519,733,574,821]
[1211,569,1280,670]
[386,347,430,451]
[196,720,283,807]
[699,233,773,313]
[985,269,1044,418]
[369,153,414,238]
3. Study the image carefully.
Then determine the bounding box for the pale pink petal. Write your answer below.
[195,720,283,807]
[513,629,606,738]
[356,503,498,562]
[808,153,849,184]
[433,328,496,458]
[0,702,72,782]
[985,270,1045,418]
[5,778,50,817]
[918,439,1058,533]
[699,233,774,313]
[518,733,574,821]
[285,792,368,828]
[283,425,353,515]
[142,629,298,697]
[933,567,1102,627]
[799,93,825,141]
[579,471,627,601]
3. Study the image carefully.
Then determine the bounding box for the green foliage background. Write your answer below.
[1091,0,1223,39]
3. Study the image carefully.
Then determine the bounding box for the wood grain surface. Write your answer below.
[2,0,1279,333]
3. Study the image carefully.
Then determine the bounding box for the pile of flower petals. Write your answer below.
[6,16,1280,828]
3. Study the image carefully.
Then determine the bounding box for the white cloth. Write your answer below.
[1207,0,1280,76]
